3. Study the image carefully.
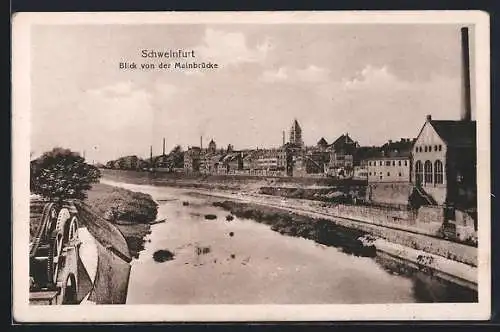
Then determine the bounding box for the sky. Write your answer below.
[30,23,474,163]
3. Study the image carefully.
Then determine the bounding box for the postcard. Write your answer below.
[12,10,491,322]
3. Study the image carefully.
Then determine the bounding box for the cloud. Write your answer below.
[260,65,330,83]
[90,80,135,97]
[196,28,271,65]
[74,81,157,158]
[260,67,289,82]
[296,65,330,83]
[153,82,181,101]
[341,65,410,91]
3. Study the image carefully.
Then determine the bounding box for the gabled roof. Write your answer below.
[331,134,354,147]
[429,120,476,148]
[317,137,328,147]
[329,134,357,152]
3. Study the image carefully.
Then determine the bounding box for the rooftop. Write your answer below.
[430,120,476,148]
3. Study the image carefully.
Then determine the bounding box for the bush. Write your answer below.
[30,147,101,200]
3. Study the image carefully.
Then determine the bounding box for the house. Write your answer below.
[221,152,242,172]
[316,137,329,152]
[366,138,414,183]
[352,146,380,180]
[412,114,476,207]
[184,147,201,173]
[327,133,359,177]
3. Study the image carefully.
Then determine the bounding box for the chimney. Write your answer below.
[461,26,472,121]
[162,138,166,155]
[426,114,432,122]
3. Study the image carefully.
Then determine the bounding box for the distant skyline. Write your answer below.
[31,23,475,163]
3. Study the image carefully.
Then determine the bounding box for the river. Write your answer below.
[99,180,433,304]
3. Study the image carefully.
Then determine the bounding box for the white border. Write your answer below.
[12,11,491,322]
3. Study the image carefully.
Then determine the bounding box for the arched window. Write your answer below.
[424,160,433,184]
[415,160,423,185]
[434,160,443,184]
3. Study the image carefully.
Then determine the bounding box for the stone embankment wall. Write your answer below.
[322,203,477,244]
[366,182,413,207]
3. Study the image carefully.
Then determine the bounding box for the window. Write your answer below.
[415,160,423,184]
[398,161,401,166]
[387,172,390,176]
[424,160,433,184]
[434,145,438,151]
[385,161,390,166]
[438,145,442,151]
[424,146,427,152]
[380,161,383,166]
[434,160,443,184]
[380,176,382,180]
[404,160,408,166]
[392,161,395,166]
[369,172,372,176]
[379,172,382,175]
[399,172,402,177]
[368,161,371,166]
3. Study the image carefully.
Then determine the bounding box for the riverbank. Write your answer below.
[100,169,365,193]
[85,182,158,258]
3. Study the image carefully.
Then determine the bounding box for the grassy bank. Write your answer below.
[85,182,158,258]
[213,200,376,257]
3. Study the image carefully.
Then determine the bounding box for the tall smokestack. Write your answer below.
[200,136,203,150]
[282,131,285,145]
[150,145,153,164]
[163,138,166,155]
[461,27,472,121]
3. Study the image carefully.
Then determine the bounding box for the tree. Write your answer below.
[30,147,101,201]
[169,145,184,169]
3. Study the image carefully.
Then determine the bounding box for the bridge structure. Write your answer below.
[29,199,132,305]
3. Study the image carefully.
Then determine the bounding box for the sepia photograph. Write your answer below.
[12,11,490,321]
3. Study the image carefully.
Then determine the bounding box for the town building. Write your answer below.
[316,137,329,152]
[364,138,415,207]
[412,114,476,208]
[366,138,415,183]
[327,133,359,177]
[184,146,201,173]
[208,139,217,154]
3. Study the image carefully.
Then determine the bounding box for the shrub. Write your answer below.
[30,147,101,201]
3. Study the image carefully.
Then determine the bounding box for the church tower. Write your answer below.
[289,118,304,148]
